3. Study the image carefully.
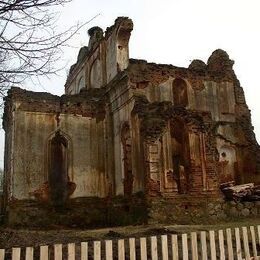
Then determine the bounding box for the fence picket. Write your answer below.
[258,225,260,247]
[12,247,21,260]
[68,243,75,260]
[0,249,4,260]
[235,228,242,260]
[161,235,169,260]
[81,242,88,260]
[182,234,188,260]
[200,231,207,260]
[250,226,257,258]
[118,239,125,260]
[218,230,225,260]
[140,237,147,260]
[40,245,48,260]
[94,241,101,260]
[54,244,62,260]
[191,232,198,260]
[171,234,179,260]
[105,240,113,260]
[129,238,136,260]
[25,247,33,260]
[226,228,234,260]
[151,236,158,260]
[1,225,260,260]
[242,227,250,259]
[209,230,217,260]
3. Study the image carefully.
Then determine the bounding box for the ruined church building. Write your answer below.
[2,18,260,226]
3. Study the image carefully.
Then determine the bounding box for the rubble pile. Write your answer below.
[220,182,260,201]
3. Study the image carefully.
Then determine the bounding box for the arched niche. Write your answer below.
[172,78,188,107]
[47,131,73,207]
[219,145,237,183]
[89,58,102,88]
[121,122,133,196]
[77,76,85,93]
[170,118,190,193]
[116,26,131,71]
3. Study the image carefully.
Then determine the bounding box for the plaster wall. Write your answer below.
[106,35,118,84]
[139,79,235,123]
[11,110,107,200]
[111,94,134,195]
[13,111,55,199]
[109,82,144,195]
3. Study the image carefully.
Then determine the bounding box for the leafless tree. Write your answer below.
[0,0,96,97]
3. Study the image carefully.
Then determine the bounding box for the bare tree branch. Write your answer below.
[0,0,99,98]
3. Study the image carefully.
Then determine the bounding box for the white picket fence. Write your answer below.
[0,225,260,259]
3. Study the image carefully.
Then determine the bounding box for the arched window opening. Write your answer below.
[49,131,69,208]
[172,78,188,107]
[170,119,190,194]
[89,59,102,88]
[77,76,85,93]
[121,123,133,196]
[219,145,236,183]
[117,27,131,71]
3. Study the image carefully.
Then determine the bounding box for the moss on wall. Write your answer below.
[6,195,147,228]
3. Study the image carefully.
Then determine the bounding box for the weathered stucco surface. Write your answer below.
[2,17,260,227]
[3,88,108,203]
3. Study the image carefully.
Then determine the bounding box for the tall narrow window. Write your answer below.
[172,78,188,107]
[121,123,133,196]
[49,131,68,208]
[170,119,190,193]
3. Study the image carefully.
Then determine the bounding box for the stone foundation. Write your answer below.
[5,195,147,228]
[148,196,260,224]
[3,194,260,228]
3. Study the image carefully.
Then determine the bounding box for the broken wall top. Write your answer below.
[65,17,133,92]
[63,17,242,99]
[3,87,106,131]
[127,49,237,87]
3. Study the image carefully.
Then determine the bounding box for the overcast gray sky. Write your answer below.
[0,0,259,167]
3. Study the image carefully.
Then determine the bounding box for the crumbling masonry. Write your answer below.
[2,17,260,227]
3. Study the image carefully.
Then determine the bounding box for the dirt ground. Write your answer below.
[0,218,259,249]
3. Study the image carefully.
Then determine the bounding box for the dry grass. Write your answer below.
[0,217,259,249]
